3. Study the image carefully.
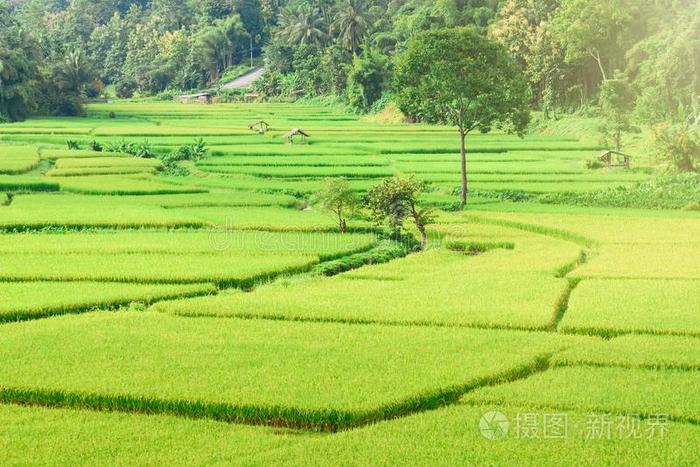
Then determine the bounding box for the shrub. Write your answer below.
[66,140,80,150]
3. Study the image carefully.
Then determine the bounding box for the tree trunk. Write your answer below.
[615,130,621,153]
[337,209,346,233]
[417,224,427,250]
[459,127,468,209]
[590,49,607,81]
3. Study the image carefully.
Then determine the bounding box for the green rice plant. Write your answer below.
[312,240,407,276]
[560,279,700,336]
[47,167,158,177]
[54,177,207,195]
[257,404,700,466]
[0,404,303,465]
[464,366,700,424]
[553,334,700,370]
[198,155,388,167]
[0,252,318,287]
[41,149,129,160]
[2,401,697,465]
[197,165,395,178]
[0,282,216,322]
[54,157,162,169]
[0,145,40,174]
[171,206,373,232]
[155,249,570,330]
[0,194,207,230]
[0,176,60,192]
[467,210,700,244]
[0,312,581,430]
[570,245,700,279]
[0,230,377,259]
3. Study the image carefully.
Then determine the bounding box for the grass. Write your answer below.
[0,312,581,430]
[0,282,216,322]
[464,366,700,424]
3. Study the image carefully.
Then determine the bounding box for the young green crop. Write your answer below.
[553,334,700,370]
[0,282,215,322]
[464,366,700,424]
[561,279,700,336]
[0,312,582,430]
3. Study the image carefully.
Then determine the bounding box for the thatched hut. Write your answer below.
[175,92,213,104]
[248,120,270,134]
[284,128,310,144]
[598,150,630,168]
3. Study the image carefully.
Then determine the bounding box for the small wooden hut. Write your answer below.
[284,128,310,144]
[175,92,212,104]
[598,150,631,169]
[248,120,270,134]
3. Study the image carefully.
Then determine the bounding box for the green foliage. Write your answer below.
[365,175,435,247]
[653,123,700,173]
[313,177,359,233]
[345,48,391,112]
[598,75,635,152]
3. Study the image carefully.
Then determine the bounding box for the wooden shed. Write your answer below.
[175,92,213,104]
[284,128,310,144]
[248,120,270,134]
[598,150,630,169]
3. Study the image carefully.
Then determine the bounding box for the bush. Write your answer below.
[653,123,700,173]
[312,241,408,276]
[66,140,80,150]
[115,79,138,99]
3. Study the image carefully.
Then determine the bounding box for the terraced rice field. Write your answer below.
[0,102,698,464]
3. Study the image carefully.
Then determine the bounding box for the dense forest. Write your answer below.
[0,0,698,126]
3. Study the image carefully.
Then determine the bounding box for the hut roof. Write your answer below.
[284,128,310,138]
[177,91,212,99]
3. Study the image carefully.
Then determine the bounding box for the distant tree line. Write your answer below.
[0,0,698,127]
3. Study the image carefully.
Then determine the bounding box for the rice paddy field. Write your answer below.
[0,101,698,465]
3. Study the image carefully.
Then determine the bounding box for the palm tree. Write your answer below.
[275,4,327,46]
[55,50,94,95]
[332,0,369,54]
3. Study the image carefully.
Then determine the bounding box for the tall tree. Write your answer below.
[395,28,530,208]
[275,4,327,46]
[332,0,369,54]
[599,74,635,153]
